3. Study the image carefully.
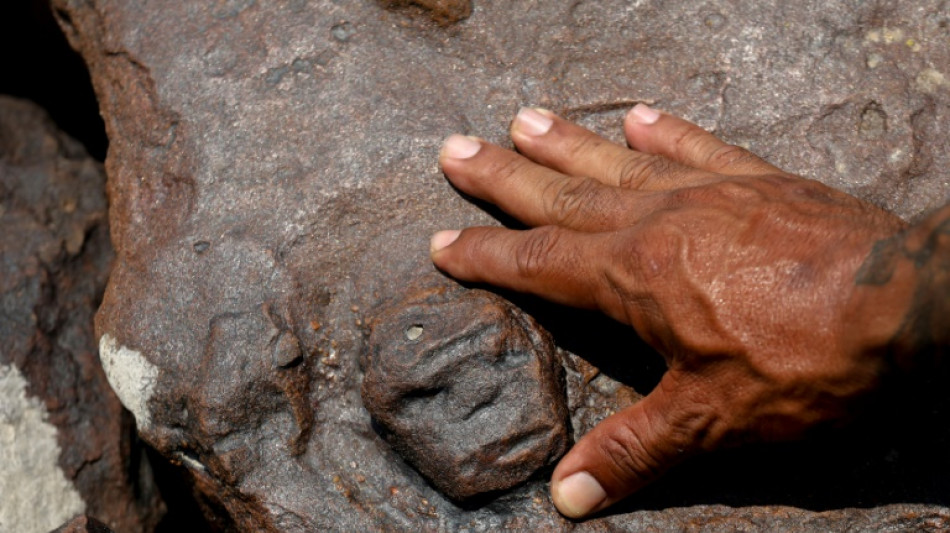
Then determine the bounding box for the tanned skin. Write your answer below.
[429,104,949,518]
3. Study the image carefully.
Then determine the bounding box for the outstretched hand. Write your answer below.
[429,105,912,518]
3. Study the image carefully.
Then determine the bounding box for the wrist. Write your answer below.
[845,205,950,376]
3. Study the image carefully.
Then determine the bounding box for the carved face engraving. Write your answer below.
[361,288,569,500]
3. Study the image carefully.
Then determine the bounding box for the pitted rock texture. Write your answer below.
[0,97,163,532]
[362,287,569,500]
[53,0,950,530]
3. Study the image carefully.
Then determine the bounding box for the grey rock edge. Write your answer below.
[51,0,950,531]
[0,96,163,532]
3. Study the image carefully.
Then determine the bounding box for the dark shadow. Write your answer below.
[599,378,950,515]
[507,293,667,395]
[147,445,224,532]
[0,0,107,160]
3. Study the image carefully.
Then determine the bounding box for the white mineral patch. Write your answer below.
[916,68,946,94]
[0,363,86,532]
[99,333,159,429]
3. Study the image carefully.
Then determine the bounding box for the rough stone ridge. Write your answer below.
[0,96,163,532]
[50,0,950,530]
[52,515,116,533]
[362,287,569,500]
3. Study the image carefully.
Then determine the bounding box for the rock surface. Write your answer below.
[52,515,116,533]
[51,0,950,530]
[0,97,163,532]
[362,286,569,500]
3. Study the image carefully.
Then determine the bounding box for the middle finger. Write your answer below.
[440,134,645,232]
[510,107,720,191]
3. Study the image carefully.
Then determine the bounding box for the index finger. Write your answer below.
[430,226,629,322]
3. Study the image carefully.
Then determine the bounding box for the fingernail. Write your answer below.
[441,135,482,159]
[514,107,554,136]
[629,103,660,125]
[553,471,607,518]
[430,230,461,253]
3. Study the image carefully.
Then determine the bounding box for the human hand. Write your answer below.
[429,104,910,518]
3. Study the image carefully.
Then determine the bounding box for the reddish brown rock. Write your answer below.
[50,0,950,530]
[0,96,163,532]
[52,515,115,533]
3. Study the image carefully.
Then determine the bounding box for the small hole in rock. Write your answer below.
[193,241,210,253]
[331,21,355,42]
[405,324,424,341]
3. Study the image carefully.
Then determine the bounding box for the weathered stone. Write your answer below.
[52,515,115,533]
[362,286,569,500]
[50,0,950,530]
[0,97,163,533]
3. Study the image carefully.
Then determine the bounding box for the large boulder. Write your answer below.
[51,0,950,530]
[0,96,163,532]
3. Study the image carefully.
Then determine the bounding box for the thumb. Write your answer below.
[550,374,707,518]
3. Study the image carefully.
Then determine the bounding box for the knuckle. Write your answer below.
[564,133,604,162]
[662,181,754,208]
[706,144,761,171]
[463,230,498,265]
[787,178,849,204]
[515,226,562,278]
[667,398,720,451]
[612,231,648,272]
[617,223,678,280]
[598,424,666,482]
[664,186,702,207]
[490,154,528,183]
[710,180,766,203]
[616,155,674,189]
[543,177,601,225]
[671,126,711,159]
